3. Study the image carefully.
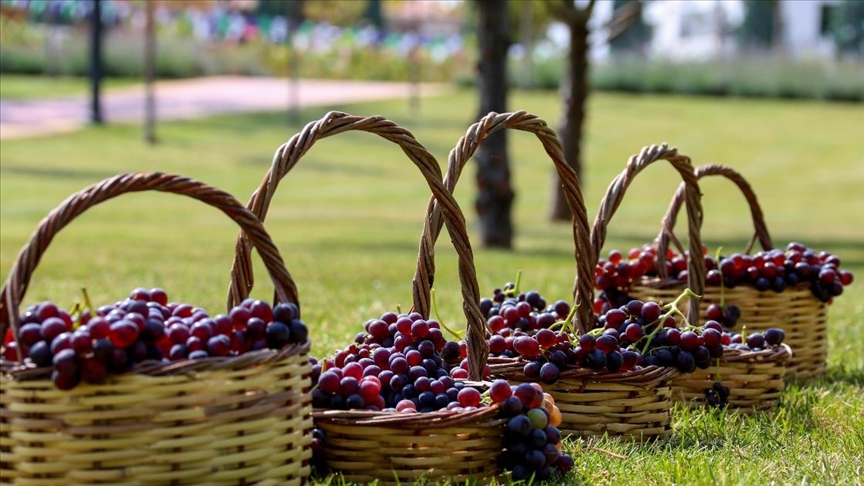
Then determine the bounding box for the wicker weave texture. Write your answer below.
[551,381,674,441]
[638,163,828,379]
[229,112,511,482]
[1,350,312,485]
[416,111,592,333]
[0,173,313,485]
[490,362,679,442]
[670,344,792,413]
[314,408,505,485]
[630,278,826,379]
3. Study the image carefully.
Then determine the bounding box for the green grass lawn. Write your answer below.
[0,74,141,100]
[1,87,862,484]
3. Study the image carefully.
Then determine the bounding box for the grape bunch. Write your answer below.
[1,287,308,390]
[491,380,573,482]
[593,245,660,314]
[310,310,492,412]
[661,242,853,303]
[310,428,328,475]
[481,284,721,381]
[724,326,786,352]
[705,381,730,409]
[593,242,854,310]
[705,303,741,328]
[480,283,572,337]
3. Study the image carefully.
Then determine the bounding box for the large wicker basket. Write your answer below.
[671,344,793,413]
[629,164,827,379]
[549,143,707,441]
[0,173,312,485]
[229,112,507,484]
[421,116,693,441]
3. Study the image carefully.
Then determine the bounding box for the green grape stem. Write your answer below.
[550,304,580,344]
[640,288,701,355]
[81,287,94,315]
[430,288,465,340]
[514,269,523,295]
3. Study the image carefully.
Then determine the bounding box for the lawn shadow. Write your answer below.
[0,164,116,181]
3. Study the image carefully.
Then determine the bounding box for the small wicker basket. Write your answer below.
[490,358,678,439]
[230,112,506,484]
[629,164,827,379]
[671,343,793,413]
[0,173,312,485]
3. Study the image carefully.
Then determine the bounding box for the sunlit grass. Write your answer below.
[1,87,862,484]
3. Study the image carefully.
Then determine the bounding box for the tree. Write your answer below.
[364,0,385,30]
[89,0,103,125]
[546,0,641,221]
[143,0,156,144]
[608,0,650,56]
[831,0,864,55]
[474,0,514,248]
[738,0,778,50]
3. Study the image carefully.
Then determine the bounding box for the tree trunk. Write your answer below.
[144,0,156,144]
[89,0,103,125]
[549,17,589,221]
[475,0,513,248]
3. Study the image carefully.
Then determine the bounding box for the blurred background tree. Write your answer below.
[473,0,513,248]
[831,0,864,55]
[545,0,642,221]
[739,0,780,50]
[608,0,650,57]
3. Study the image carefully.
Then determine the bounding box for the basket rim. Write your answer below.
[312,402,505,429]
[488,358,680,387]
[719,343,793,363]
[1,338,310,380]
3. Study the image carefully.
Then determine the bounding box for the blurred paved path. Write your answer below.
[0,76,449,140]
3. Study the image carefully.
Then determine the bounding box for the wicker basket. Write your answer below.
[420,117,692,441]
[491,359,678,440]
[537,143,705,441]
[230,112,507,484]
[414,110,593,334]
[629,164,827,379]
[671,344,793,413]
[0,173,312,485]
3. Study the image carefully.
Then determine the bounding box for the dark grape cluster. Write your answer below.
[491,380,573,482]
[594,242,854,308]
[705,381,730,408]
[310,310,492,412]
[723,326,786,352]
[593,245,660,314]
[705,303,741,328]
[481,284,721,381]
[480,282,571,337]
[1,287,308,390]
[310,428,328,475]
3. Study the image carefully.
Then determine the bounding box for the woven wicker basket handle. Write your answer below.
[0,172,297,365]
[413,111,593,334]
[229,111,489,380]
[582,144,704,325]
[655,164,774,279]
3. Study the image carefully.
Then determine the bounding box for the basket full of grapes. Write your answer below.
[488,143,708,441]
[0,173,312,485]
[229,112,541,484]
[623,164,852,378]
[671,325,793,413]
